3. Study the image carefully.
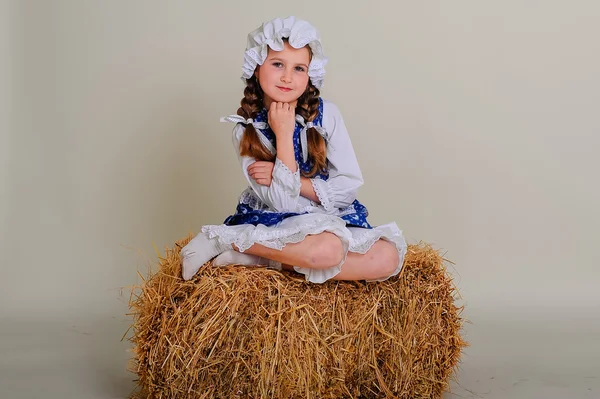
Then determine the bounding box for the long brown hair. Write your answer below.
[237,52,327,177]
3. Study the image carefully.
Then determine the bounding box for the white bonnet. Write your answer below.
[241,16,328,89]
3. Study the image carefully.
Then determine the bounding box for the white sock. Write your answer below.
[213,250,266,267]
[180,232,231,280]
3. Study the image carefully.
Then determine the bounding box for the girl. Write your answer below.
[181,16,407,283]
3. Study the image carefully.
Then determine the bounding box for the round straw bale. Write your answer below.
[127,235,466,399]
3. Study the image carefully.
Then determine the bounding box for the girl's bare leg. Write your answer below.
[233,232,344,270]
[235,232,400,281]
[330,240,399,281]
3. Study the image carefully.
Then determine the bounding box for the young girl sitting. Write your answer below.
[181,16,407,284]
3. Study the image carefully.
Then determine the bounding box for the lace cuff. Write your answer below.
[272,158,301,195]
[310,178,334,212]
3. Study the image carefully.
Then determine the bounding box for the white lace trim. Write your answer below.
[272,158,301,194]
[239,188,270,210]
[310,178,334,212]
[348,224,405,255]
[238,187,329,215]
[309,179,356,216]
[202,214,349,253]
[336,205,357,217]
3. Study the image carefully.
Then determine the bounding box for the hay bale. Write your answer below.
[127,236,466,399]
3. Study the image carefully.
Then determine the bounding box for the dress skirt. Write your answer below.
[201,213,407,284]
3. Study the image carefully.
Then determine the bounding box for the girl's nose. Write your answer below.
[281,69,292,83]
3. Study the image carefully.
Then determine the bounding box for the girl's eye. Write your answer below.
[272,62,283,68]
[295,66,306,72]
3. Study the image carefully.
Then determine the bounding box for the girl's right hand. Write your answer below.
[247,161,274,186]
[268,102,296,139]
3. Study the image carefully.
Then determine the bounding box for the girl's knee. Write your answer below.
[371,241,400,279]
[306,232,344,269]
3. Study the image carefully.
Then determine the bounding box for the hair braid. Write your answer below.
[296,83,327,177]
[237,76,275,162]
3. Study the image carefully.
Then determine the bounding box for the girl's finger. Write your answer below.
[255,165,270,173]
[248,164,264,174]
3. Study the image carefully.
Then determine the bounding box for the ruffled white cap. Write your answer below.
[241,16,328,89]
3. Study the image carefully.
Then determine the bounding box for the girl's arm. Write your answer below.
[232,124,302,213]
[274,134,297,173]
[247,163,320,203]
[270,101,298,173]
[300,177,319,203]
[308,100,364,212]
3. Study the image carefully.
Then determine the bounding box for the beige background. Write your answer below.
[2,1,599,398]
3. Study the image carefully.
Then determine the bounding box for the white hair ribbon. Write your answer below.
[295,114,328,163]
[220,115,276,155]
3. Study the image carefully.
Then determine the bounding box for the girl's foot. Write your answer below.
[214,250,283,271]
[213,250,266,266]
[180,233,231,280]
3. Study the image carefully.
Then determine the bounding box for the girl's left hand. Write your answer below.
[247,161,274,186]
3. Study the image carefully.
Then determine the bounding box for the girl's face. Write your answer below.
[256,41,311,107]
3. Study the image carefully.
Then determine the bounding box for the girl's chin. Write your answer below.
[266,92,299,104]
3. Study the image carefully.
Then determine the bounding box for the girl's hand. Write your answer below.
[247,161,275,186]
[268,101,297,139]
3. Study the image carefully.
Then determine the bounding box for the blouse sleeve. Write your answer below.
[310,100,364,212]
[232,124,302,213]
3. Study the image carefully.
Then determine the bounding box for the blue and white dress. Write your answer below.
[202,98,407,283]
